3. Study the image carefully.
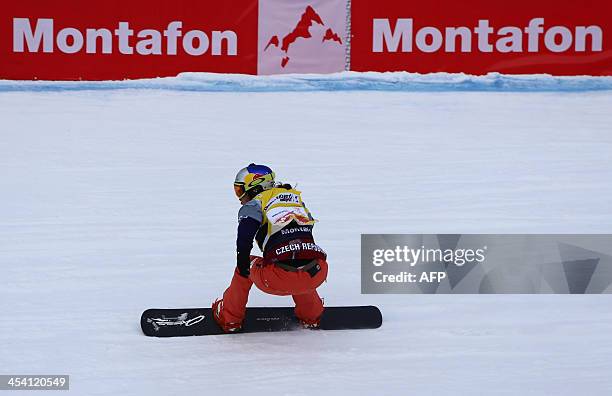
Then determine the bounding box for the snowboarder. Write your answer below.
[212,164,328,332]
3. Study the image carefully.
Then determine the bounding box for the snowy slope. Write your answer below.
[1,75,612,395]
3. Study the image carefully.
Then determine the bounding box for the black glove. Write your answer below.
[236,251,251,278]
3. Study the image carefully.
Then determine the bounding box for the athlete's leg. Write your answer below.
[213,267,253,331]
[292,289,324,325]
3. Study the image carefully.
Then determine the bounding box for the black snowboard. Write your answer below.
[141,306,382,337]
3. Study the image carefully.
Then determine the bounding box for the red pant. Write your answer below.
[219,256,328,326]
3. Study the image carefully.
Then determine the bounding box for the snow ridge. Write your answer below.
[2,71,612,92]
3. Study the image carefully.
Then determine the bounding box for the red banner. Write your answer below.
[3,0,612,79]
[350,0,612,76]
[0,0,258,80]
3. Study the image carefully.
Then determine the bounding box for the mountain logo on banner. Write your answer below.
[264,5,342,68]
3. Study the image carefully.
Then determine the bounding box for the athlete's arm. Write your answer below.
[235,200,263,277]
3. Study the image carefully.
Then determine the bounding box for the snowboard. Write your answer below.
[141,305,382,337]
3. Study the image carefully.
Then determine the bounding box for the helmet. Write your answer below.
[233,163,275,200]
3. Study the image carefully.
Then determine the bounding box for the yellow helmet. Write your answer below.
[233,163,275,200]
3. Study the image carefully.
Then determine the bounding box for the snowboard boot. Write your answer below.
[212,299,242,333]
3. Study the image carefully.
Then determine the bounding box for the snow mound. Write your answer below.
[2,71,612,92]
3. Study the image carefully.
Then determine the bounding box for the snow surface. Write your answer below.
[1,73,612,395]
